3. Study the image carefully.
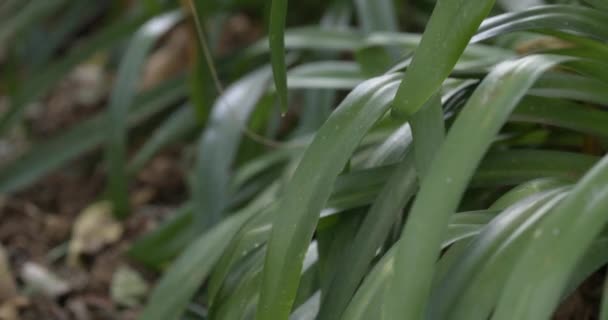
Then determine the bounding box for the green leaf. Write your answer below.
[137,206,256,320]
[269,0,289,112]
[105,11,182,219]
[490,178,570,210]
[472,149,597,187]
[128,204,194,268]
[191,66,273,231]
[287,61,365,90]
[128,106,198,174]
[343,214,488,320]
[531,73,608,106]
[391,0,496,119]
[354,0,397,33]
[473,5,608,43]
[511,97,608,139]
[410,93,445,178]
[492,154,608,319]
[584,0,608,10]
[256,73,402,320]
[428,188,567,320]
[384,54,570,320]
[317,93,443,319]
[317,151,417,320]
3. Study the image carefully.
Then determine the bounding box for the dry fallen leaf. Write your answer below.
[110,265,149,308]
[0,296,28,320]
[68,201,123,266]
[21,262,70,298]
[141,25,193,90]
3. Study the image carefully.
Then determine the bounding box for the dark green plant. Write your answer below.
[1,0,608,319]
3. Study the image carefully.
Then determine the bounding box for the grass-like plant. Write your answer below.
[2,0,608,319]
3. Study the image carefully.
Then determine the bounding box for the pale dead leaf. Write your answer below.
[141,25,193,90]
[21,262,70,298]
[0,296,28,320]
[68,201,123,266]
[110,265,149,308]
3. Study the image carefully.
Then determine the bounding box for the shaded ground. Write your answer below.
[0,149,186,319]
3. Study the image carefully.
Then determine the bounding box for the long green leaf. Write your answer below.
[511,97,608,139]
[473,5,608,43]
[343,215,489,320]
[428,188,567,319]
[269,0,289,112]
[128,106,198,174]
[191,66,272,231]
[138,206,256,320]
[317,152,417,320]
[492,154,608,319]
[256,73,402,320]
[354,0,397,33]
[105,11,182,218]
[391,0,496,119]
[410,93,445,178]
[384,54,570,320]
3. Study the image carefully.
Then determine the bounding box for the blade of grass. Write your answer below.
[316,211,363,294]
[584,0,608,10]
[343,216,489,320]
[137,205,257,320]
[410,93,445,178]
[531,73,608,106]
[473,5,608,43]
[287,61,365,90]
[191,66,273,231]
[128,204,195,268]
[317,151,417,320]
[490,177,570,210]
[269,0,289,112]
[354,0,397,33]
[256,73,402,320]
[128,106,198,174]
[105,11,182,218]
[318,91,444,319]
[492,154,608,319]
[365,123,412,167]
[384,54,571,320]
[511,97,608,139]
[390,0,496,119]
[472,149,597,187]
[428,188,567,320]
[248,27,512,65]
[449,190,569,320]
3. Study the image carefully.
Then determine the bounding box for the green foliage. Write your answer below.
[2,0,608,319]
